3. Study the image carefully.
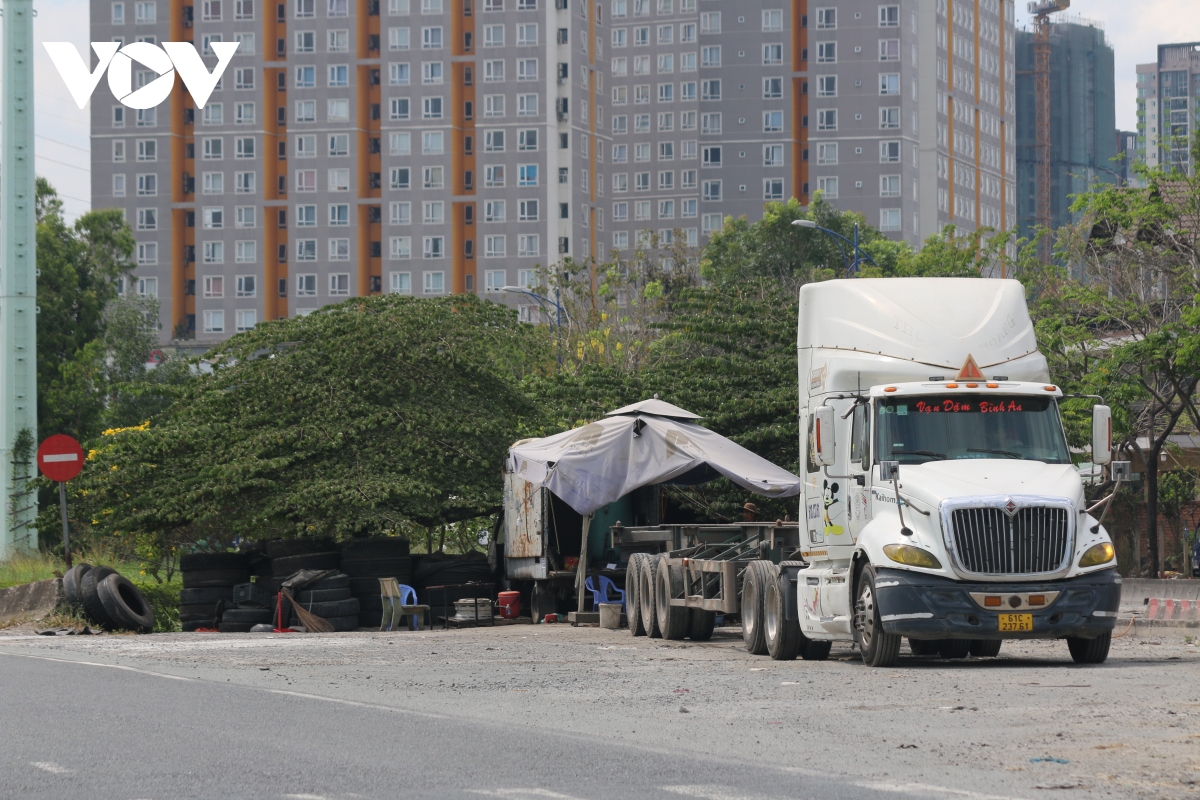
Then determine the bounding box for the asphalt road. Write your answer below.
[1,625,1197,800]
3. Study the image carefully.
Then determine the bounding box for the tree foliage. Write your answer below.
[63,295,554,553]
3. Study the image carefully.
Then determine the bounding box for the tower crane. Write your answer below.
[1028,0,1071,262]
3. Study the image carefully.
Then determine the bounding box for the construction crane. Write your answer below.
[1028,0,1070,262]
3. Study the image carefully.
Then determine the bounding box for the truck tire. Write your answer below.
[640,556,661,638]
[854,563,901,667]
[1066,631,1111,664]
[764,566,800,660]
[96,574,156,632]
[62,563,93,606]
[909,638,942,656]
[799,637,832,661]
[740,560,771,655]
[969,639,1002,657]
[80,566,118,629]
[655,555,688,640]
[939,639,971,659]
[688,609,716,641]
[626,554,645,636]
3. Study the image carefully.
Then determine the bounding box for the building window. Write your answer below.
[203,276,225,298]
[702,180,721,201]
[815,7,834,28]
[518,199,539,221]
[388,27,411,49]
[236,275,257,296]
[424,271,445,293]
[880,140,901,162]
[390,201,412,225]
[236,309,257,331]
[203,242,225,264]
[328,168,350,191]
[296,273,318,295]
[390,62,411,85]
[879,39,899,61]
[389,236,412,259]
[762,44,782,65]
[518,234,539,257]
[518,164,539,186]
[390,167,411,189]
[390,271,412,293]
[137,277,158,297]
[816,42,835,63]
[485,235,506,258]
[879,5,898,26]
[423,236,444,258]
[817,176,838,198]
[135,0,156,23]
[390,98,410,120]
[880,208,901,231]
[880,73,899,95]
[764,145,783,166]
[762,9,782,31]
[880,175,900,197]
[817,142,837,164]
[202,207,224,229]
[296,204,317,226]
[817,109,837,130]
[879,106,900,129]
[296,240,317,261]
[329,272,350,295]
[329,239,350,261]
[136,242,157,264]
[203,310,225,333]
[235,206,257,228]
[763,111,783,132]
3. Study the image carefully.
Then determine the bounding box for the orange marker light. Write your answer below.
[884,386,897,393]
[946,383,958,389]
[1028,595,1045,606]
[1044,385,1057,391]
[984,596,1002,607]
[966,383,979,388]
[986,383,998,388]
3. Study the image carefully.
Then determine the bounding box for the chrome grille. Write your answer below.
[949,506,1070,575]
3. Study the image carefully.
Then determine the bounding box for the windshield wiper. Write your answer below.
[967,448,1023,460]
[891,448,946,461]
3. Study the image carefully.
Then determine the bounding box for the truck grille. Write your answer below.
[949,506,1070,575]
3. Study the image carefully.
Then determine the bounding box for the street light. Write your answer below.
[791,219,879,278]
[501,285,568,365]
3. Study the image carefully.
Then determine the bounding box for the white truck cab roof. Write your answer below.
[868,381,1064,399]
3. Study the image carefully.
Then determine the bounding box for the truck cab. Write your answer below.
[793,278,1121,666]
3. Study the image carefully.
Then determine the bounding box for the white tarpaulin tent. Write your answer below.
[508,399,804,516]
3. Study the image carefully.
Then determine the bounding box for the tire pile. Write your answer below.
[339,538,411,629]
[62,563,156,632]
[179,553,257,632]
[411,552,492,617]
[284,573,359,631]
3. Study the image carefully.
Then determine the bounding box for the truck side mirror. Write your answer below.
[1092,404,1112,466]
[879,461,900,482]
[814,405,836,466]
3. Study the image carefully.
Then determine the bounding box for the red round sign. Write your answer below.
[37,434,85,483]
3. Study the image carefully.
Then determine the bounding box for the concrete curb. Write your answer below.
[0,578,64,624]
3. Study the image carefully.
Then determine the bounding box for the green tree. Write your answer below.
[64,295,554,555]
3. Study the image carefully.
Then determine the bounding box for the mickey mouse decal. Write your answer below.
[823,479,845,536]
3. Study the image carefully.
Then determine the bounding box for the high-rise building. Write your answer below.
[1014,19,1116,238]
[1115,129,1135,186]
[91,0,1016,344]
[1134,42,1200,178]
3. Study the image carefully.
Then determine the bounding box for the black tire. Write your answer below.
[180,610,217,623]
[655,555,688,640]
[304,574,350,592]
[264,537,336,559]
[939,639,971,659]
[740,560,771,655]
[1067,631,1111,664]
[764,566,800,660]
[799,638,833,661]
[80,566,118,628]
[854,564,902,667]
[626,555,643,636]
[294,598,360,618]
[640,555,661,638]
[182,620,216,632]
[221,607,275,624]
[297,587,352,604]
[359,610,385,629]
[179,587,235,605]
[62,563,93,606]
[271,552,341,576]
[339,557,413,578]
[688,609,716,641]
[340,537,410,560]
[96,574,156,632]
[327,614,359,632]
[530,583,556,621]
[182,569,251,588]
[909,638,943,656]
[969,639,1003,658]
[218,621,257,633]
[179,552,249,572]
[180,603,219,615]
[348,577,393,597]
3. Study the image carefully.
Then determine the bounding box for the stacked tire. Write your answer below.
[179,553,250,632]
[62,562,156,632]
[259,537,338,596]
[340,538,412,629]
[285,573,359,632]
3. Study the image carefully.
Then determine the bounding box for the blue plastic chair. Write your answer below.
[585,575,626,612]
[378,578,422,631]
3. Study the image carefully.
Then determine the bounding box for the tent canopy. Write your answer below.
[508,402,803,516]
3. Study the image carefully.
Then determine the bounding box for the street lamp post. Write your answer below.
[791,219,879,278]
[502,285,567,365]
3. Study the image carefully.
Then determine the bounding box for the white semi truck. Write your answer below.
[766,277,1122,666]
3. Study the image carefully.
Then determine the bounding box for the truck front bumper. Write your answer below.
[874,567,1120,641]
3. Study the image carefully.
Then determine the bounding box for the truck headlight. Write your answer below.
[883,544,942,570]
[1079,542,1115,568]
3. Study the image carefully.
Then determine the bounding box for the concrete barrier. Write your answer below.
[0,578,63,624]
[1121,578,1200,605]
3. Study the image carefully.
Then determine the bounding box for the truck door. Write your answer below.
[847,402,872,541]
[802,414,824,546]
[504,472,548,580]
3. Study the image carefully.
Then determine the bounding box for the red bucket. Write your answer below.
[497,591,521,619]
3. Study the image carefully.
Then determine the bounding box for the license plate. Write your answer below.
[998,613,1033,632]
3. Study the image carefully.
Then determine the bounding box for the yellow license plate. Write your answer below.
[998,613,1033,632]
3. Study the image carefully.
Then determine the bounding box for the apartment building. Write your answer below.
[1135,42,1200,178]
[91,0,1016,344]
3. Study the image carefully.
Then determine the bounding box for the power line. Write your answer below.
[37,134,90,154]
[36,154,89,172]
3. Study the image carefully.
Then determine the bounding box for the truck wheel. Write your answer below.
[909,639,942,656]
[655,555,688,640]
[764,566,800,660]
[740,561,771,655]
[640,555,661,638]
[938,640,971,659]
[969,639,1002,657]
[799,638,832,661]
[626,554,645,636]
[1066,631,1111,664]
[688,609,716,641]
[854,564,901,667]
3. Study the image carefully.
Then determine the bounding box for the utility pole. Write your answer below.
[0,0,39,558]
[1030,0,1069,263]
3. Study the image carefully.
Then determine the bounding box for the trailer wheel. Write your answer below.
[908,639,942,656]
[688,609,715,641]
[764,566,800,660]
[938,639,970,659]
[640,555,661,638]
[854,563,901,667]
[969,639,1002,658]
[740,561,771,655]
[799,638,832,661]
[1066,631,1111,664]
[627,554,646,636]
[655,555,688,640]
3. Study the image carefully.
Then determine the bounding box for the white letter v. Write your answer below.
[44,42,122,109]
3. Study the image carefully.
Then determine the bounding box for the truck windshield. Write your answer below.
[875,395,1071,465]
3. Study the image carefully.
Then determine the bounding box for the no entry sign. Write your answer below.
[37,434,85,483]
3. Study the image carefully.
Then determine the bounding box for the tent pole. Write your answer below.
[576,514,592,613]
